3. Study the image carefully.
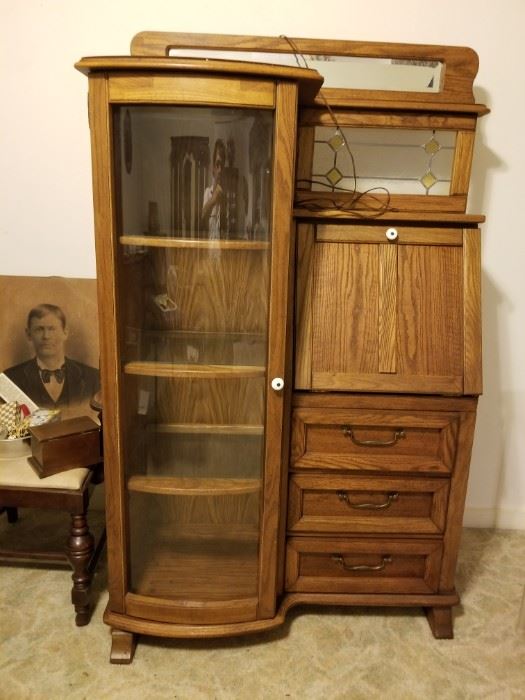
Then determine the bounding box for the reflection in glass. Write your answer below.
[114,106,273,241]
[167,49,444,93]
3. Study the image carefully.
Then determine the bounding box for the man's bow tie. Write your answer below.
[40,366,65,384]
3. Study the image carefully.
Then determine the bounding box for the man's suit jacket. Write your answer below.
[4,357,100,409]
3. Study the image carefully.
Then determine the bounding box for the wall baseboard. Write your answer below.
[463,507,525,530]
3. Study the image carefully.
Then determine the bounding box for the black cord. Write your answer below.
[280,35,391,218]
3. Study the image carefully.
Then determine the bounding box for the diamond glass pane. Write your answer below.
[424,137,441,155]
[421,171,438,190]
[310,127,456,195]
[328,133,345,151]
[312,142,336,175]
[326,168,343,186]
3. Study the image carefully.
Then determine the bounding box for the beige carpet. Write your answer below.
[1,510,524,699]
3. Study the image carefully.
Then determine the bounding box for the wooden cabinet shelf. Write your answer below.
[126,525,261,622]
[120,235,270,251]
[124,330,267,368]
[128,475,262,496]
[152,423,264,436]
[124,361,265,379]
[129,534,260,602]
[293,208,486,225]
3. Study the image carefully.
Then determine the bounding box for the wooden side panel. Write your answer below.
[439,407,477,590]
[257,81,298,618]
[294,223,314,389]
[296,126,315,187]
[378,244,397,373]
[463,229,482,394]
[450,130,476,195]
[88,74,127,613]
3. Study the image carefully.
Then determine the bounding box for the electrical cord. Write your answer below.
[280,35,391,218]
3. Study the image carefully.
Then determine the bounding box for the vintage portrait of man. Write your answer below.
[1,277,100,418]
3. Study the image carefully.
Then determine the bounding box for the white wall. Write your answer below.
[2,0,524,529]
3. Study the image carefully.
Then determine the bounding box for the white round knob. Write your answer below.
[386,227,398,241]
[271,377,285,391]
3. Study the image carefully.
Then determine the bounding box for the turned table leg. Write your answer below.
[66,512,95,626]
[425,606,454,639]
[110,629,137,664]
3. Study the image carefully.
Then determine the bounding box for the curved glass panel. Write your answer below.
[113,105,274,602]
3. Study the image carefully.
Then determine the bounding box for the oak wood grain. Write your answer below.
[378,244,397,373]
[294,190,468,214]
[129,32,482,107]
[257,81,298,618]
[450,130,476,196]
[302,224,467,395]
[294,223,315,389]
[123,361,265,379]
[76,55,323,104]
[292,392,477,412]
[109,73,275,108]
[88,74,128,614]
[294,209,485,224]
[127,475,262,496]
[291,406,459,475]
[463,228,483,394]
[316,224,463,246]
[287,473,449,534]
[120,235,270,250]
[285,537,443,595]
[300,109,477,130]
[125,592,258,625]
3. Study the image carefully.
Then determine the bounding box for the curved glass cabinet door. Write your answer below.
[113,104,275,619]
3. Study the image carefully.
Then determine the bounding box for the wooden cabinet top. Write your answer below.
[103,31,489,115]
[75,55,324,105]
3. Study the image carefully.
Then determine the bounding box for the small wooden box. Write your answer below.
[29,416,102,478]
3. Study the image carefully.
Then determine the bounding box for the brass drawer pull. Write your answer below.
[332,554,392,572]
[342,426,406,447]
[337,491,399,510]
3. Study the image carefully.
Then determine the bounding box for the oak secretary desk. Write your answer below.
[76,31,488,663]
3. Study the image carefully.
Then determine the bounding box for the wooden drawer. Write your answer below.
[285,537,442,594]
[291,407,459,475]
[288,474,449,535]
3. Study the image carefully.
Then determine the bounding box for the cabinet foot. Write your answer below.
[110,629,137,664]
[425,606,454,639]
